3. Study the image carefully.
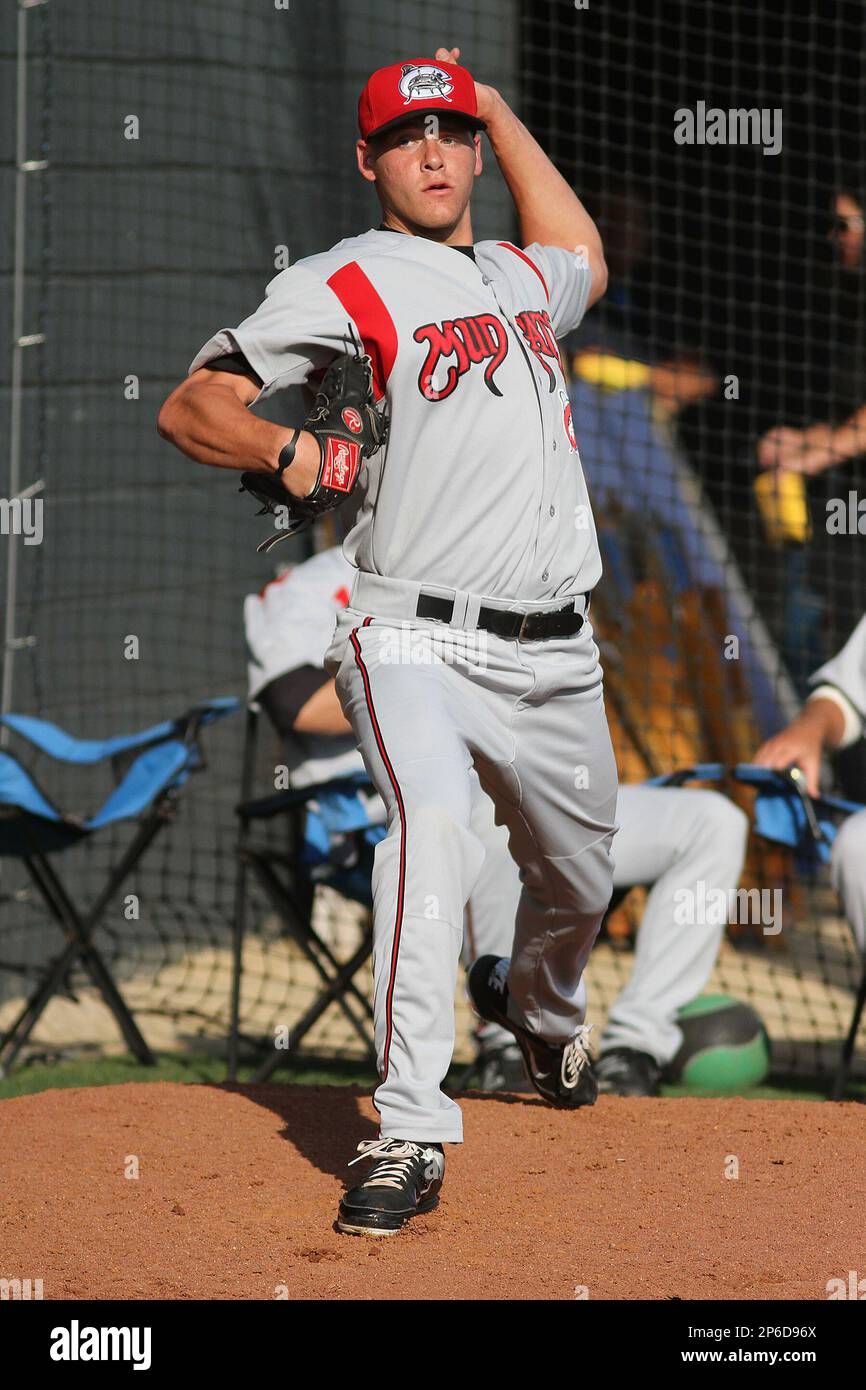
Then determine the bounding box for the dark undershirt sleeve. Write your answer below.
[258,665,331,736]
[205,348,264,389]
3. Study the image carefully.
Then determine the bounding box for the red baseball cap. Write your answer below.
[358,58,485,142]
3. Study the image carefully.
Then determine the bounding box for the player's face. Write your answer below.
[357,117,482,240]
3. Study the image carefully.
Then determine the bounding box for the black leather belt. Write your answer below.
[416,592,588,641]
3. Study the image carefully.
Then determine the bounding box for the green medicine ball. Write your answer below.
[666,994,771,1092]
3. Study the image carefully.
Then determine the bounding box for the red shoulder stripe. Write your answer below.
[497,241,550,302]
[326,262,398,401]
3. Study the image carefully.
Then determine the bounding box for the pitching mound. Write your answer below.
[2,1082,862,1300]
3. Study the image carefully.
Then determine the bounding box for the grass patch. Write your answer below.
[0,1052,377,1101]
[0,1054,857,1104]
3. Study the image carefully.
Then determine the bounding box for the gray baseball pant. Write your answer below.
[328,583,618,1143]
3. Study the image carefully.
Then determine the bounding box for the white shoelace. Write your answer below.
[488,959,593,1093]
[348,1138,434,1190]
[560,1024,594,1090]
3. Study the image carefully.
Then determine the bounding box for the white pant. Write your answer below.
[600,785,749,1063]
[464,784,749,1067]
[328,600,618,1143]
[831,808,866,954]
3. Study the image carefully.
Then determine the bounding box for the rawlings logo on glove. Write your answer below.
[239,328,389,553]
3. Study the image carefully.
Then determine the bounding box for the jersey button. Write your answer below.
[552,441,558,451]
[542,569,549,581]
[549,505,556,517]
[482,275,491,285]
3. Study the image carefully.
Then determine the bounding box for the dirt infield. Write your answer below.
[2,1082,863,1300]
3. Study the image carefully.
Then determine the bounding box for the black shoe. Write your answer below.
[467,955,598,1109]
[595,1047,662,1097]
[336,1138,445,1237]
[474,1041,535,1093]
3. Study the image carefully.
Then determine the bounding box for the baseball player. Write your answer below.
[754,612,866,953]
[160,48,620,1237]
[247,544,751,1102]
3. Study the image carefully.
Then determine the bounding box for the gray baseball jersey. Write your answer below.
[190,228,600,599]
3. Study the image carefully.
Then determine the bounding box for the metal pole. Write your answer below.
[2,1,49,746]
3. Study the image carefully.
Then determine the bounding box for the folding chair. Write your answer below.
[649,761,866,1098]
[0,697,240,1075]
[229,708,383,1083]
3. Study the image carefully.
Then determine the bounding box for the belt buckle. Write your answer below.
[517,611,533,642]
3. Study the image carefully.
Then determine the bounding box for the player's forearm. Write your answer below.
[157,382,320,497]
[800,695,846,750]
[484,91,605,270]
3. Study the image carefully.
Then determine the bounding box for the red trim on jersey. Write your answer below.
[256,568,293,600]
[326,262,398,401]
[349,616,406,1086]
[497,241,550,302]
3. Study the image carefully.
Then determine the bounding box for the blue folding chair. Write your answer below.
[230,709,384,1082]
[0,698,240,1074]
[649,762,866,1096]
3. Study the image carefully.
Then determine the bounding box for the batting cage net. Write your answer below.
[0,0,864,1083]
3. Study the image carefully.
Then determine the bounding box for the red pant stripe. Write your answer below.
[349,617,405,1084]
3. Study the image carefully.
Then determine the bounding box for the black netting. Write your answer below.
[0,0,863,1082]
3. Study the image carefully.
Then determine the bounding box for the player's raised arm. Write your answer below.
[433,46,607,304]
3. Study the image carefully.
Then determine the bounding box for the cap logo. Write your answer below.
[398,64,454,106]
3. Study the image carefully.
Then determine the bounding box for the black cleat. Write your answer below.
[336,1138,445,1237]
[467,955,597,1109]
[474,1041,535,1093]
[595,1047,662,1097]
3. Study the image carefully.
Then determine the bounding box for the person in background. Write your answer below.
[565,184,718,419]
[754,612,866,956]
[756,185,866,687]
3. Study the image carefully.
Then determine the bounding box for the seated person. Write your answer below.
[754,613,866,956]
[246,542,749,1097]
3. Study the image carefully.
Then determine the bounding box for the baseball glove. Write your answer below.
[239,333,389,553]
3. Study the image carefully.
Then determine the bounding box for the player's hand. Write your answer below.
[433,46,499,125]
[752,720,824,797]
